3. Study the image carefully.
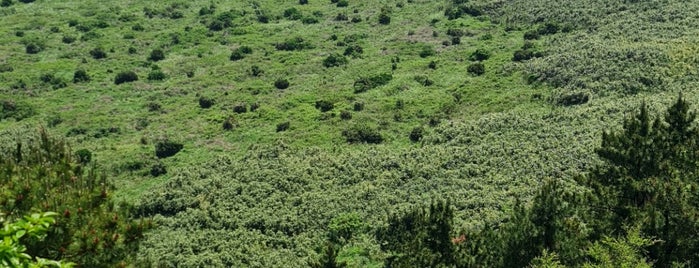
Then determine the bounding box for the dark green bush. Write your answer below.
[89,47,107,59]
[378,11,391,25]
[337,0,348,7]
[354,73,392,93]
[467,62,485,75]
[233,103,247,113]
[335,13,348,21]
[302,16,319,24]
[250,65,264,77]
[469,48,490,61]
[428,61,437,69]
[148,70,166,81]
[274,78,290,89]
[155,140,183,158]
[150,162,167,177]
[283,8,303,20]
[414,75,434,86]
[342,124,383,144]
[114,71,138,85]
[0,64,13,73]
[323,53,348,67]
[276,121,290,132]
[147,102,162,112]
[275,37,312,51]
[75,149,92,164]
[25,42,42,54]
[61,35,76,44]
[343,45,363,58]
[353,102,364,111]
[299,0,308,4]
[315,100,334,112]
[223,117,234,130]
[409,127,424,142]
[524,30,540,40]
[148,49,165,61]
[198,96,214,108]
[556,92,589,106]
[73,69,90,83]
[419,45,435,58]
[230,50,244,61]
[40,73,67,89]
[0,0,12,7]
[538,22,559,35]
[340,110,352,120]
[0,100,34,121]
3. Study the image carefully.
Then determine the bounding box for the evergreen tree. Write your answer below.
[309,243,347,268]
[377,200,455,268]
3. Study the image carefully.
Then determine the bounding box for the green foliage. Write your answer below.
[353,73,392,93]
[0,212,74,268]
[315,100,334,112]
[467,63,485,76]
[469,48,490,61]
[377,200,455,268]
[198,96,214,108]
[323,53,348,68]
[409,126,423,142]
[72,70,90,83]
[274,78,290,89]
[309,243,347,268]
[155,139,183,158]
[275,37,313,51]
[583,226,653,268]
[147,70,166,81]
[89,47,107,59]
[0,129,149,267]
[74,149,92,164]
[328,213,362,244]
[114,71,138,85]
[148,49,165,61]
[342,124,383,144]
[1,100,34,121]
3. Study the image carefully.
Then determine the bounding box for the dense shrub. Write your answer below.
[198,96,214,108]
[148,70,167,81]
[469,48,490,61]
[0,100,34,121]
[343,45,363,58]
[223,117,235,130]
[342,124,383,144]
[323,53,348,67]
[353,102,364,111]
[0,64,12,74]
[275,78,290,89]
[414,75,434,86]
[556,92,589,106]
[0,0,12,7]
[250,65,264,77]
[302,16,319,24]
[230,50,244,61]
[419,45,435,58]
[147,102,162,112]
[233,103,247,114]
[74,148,92,164]
[378,11,391,25]
[315,100,334,112]
[61,35,76,44]
[114,71,138,84]
[524,30,540,40]
[24,42,42,54]
[150,162,167,177]
[148,49,165,61]
[299,0,308,4]
[89,47,107,59]
[283,8,303,20]
[275,37,313,51]
[409,127,424,142]
[336,0,348,7]
[276,121,290,132]
[155,140,183,158]
[73,69,90,83]
[354,73,392,93]
[340,110,352,120]
[40,73,67,89]
[467,62,485,76]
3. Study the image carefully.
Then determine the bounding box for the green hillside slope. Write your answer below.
[2,0,699,266]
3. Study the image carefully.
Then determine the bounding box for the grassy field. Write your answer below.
[3,0,699,266]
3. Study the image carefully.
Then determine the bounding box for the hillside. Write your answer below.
[2,0,699,267]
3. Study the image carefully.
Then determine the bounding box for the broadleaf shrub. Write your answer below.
[342,124,383,144]
[114,71,138,85]
[155,140,183,158]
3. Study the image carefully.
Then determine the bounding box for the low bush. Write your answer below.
[409,126,424,142]
[323,53,348,67]
[75,149,92,164]
[354,73,392,93]
[378,11,391,25]
[198,96,214,108]
[276,121,290,132]
[469,48,490,61]
[155,140,183,158]
[0,100,34,121]
[73,69,90,83]
[114,71,138,84]
[556,92,589,106]
[467,63,485,75]
[233,103,247,113]
[342,124,383,144]
[150,162,167,177]
[315,100,334,112]
[275,37,313,51]
[419,45,435,58]
[148,70,167,81]
[89,47,107,59]
[148,49,165,61]
[275,78,290,89]
[283,8,303,20]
